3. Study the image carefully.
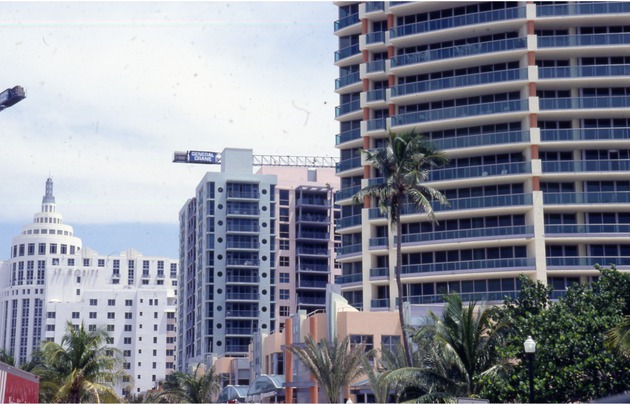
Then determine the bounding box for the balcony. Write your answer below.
[225,275,259,284]
[369,267,389,278]
[336,128,361,146]
[366,31,385,45]
[297,214,329,224]
[226,190,258,199]
[366,60,386,74]
[537,2,630,17]
[408,290,518,304]
[539,96,630,110]
[541,128,630,142]
[225,258,260,267]
[366,89,386,103]
[297,230,329,240]
[391,68,527,97]
[334,13,359,32]
[336,243,362,257]
[296,196,328,207]
[335,43,360,63]
[298,280,328,289]
[335,185,361,202]
[545,224,630,236]
[297,296,326,306]
[365,2,384,13]
[296,247,329,256]
[335,72,361,90]
[391,99,528,127]
[432,130,530,150]
[539,64,630,80]
[335,273,362,284]
[336,214,362,230]
[369,237,388,249]
[225,310,258,318]
[297,264,329,273]
[401,257,535,275]
[385,193,532,217]
[538,33,630,48]
[226,224,259,233]
[543,192,630,205]
[390,7,525,38]
[226,327,256,336]
[546,256,630,268]
[226,240,260,249]
[371,299,390,309]
[335,156,362,174]
[429,161,531,182]
[391,37,527,68]
[398,225,534,245]
[225,292,259,301]
[367,118,386,131]
[335,99,361,117]
[542,159,630,173]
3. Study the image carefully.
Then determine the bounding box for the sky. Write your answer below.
[0,1,339,259]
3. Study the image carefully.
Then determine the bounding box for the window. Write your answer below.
[279,289,290,300]
[98,259,105,267]
[106,337,114,344]
[72,312,80,319]
[279,306,290,316]
[83,258,90,267]
[107,325,115,332]
[124,337,132,344]
[89,312,97,319]
[49,244,57,254]
[46,324,55,331]
[107,312,115,319]
[279,240,289,250]
[279,257,290,267]
[125,299,133,306]
[108,299,116,306]
[123,350,131,357]
[90,299,97,306]
[124,325,132,332]
[350,334,374,352]
[47,312,56,319]
[124,363,131,370]
[381,335,401,354]
[88,324,96,332]
[125,312,132,319]
[153,349,157,356]
[279,272,290,283]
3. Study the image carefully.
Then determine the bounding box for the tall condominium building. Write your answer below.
[334,1,630,310]
[256,165,340,326]
[178,149,277,371]
[0,178,178,396]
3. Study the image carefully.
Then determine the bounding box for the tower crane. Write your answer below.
[173,150,338,168]
[0,86,26,111]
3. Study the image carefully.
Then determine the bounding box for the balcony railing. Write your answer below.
[545,224,630,235]
[537,2,630,17]
[226,224,259,232]
[391,7,525,38]
[392,68,527,97]
[544,192,630,205]
[432,130,530,150]
[334,13,359,32]
[542,159,630,173]
[546,256,630,267]
[296,247,329,256]
[538,33,630,48]
[226,275,259,283]
[408,291,519,304]
[366,60,386,73]
[366,2,384,13]
[336,243,362,257]
[226,241,260,249]
[366,88,386,102]
[369,237,388,248]
[401,257,535,275]
[539,96,630,110]
[429,161,531,181]
[541,128,630,142]
[297,296,326,305]
[366,31,385,45]
[225,258,259,266]
[335,72,361,90]
[539,64,630,79]
[336,128,361,145]
[297,264,329,273]
[336,214,362,229]
[335,99,361,117]
[391,99,528,127]
[371,298,390,308]
[391,193,532,216]
[370,267,389,278]
[367,118,386,131]
[298,280,328,289]
[335,43,360,62]
[398,225,534,244]
[225,310,258,317]
[225,292,259,301]
[391,37,527,68]
[335,156,362,173]
[335,185,361,202]
[336,273,362,284]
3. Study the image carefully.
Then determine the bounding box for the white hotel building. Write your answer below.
[0,178,178,396]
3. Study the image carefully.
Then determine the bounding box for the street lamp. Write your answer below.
[524,336,536,403]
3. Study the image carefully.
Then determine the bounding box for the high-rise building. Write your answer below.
[0,178,178,396]
[256,165,340,325]
[178,149,277,371]
[334,1,630,310]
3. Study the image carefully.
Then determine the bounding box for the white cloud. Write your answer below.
[0,1,339,225]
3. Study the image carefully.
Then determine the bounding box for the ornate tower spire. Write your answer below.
[42,177,55,204]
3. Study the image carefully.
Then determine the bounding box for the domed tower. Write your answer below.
[0,178,82,365]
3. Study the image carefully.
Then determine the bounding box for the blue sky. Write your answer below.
[0,1,338,259]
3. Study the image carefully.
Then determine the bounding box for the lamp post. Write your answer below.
[524,336,536,403]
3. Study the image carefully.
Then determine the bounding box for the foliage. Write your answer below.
[0,349,15,366]
[386,293,509,402]
[32,321,124,403]
[288,335,368,403]
[479,267,630,403]
[156,363,221,403]
[353,130,449,366]
[607,315,630,357]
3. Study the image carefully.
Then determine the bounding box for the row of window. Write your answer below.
[12,242,78,258]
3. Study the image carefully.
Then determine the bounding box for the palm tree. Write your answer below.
[607,315,630,356]
[157,363,221,403]
[361,356,392,404]
[388,293,509,400]
[353,130,449,366]
[34,321,125,403]
[0,349,15,366]
[288,335,368,403]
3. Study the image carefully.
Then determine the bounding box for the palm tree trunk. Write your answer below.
[396,206,413,367]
